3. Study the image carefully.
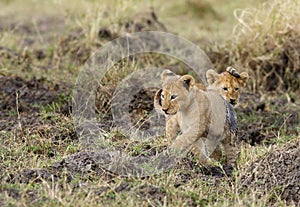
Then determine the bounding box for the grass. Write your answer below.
[0,0,299,206]
[231,0,300,93]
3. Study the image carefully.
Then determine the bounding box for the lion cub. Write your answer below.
[154,70,239,166]
[206,67,249,106]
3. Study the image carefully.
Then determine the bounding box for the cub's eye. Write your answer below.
[223,87,228,92]
[161,94,164,99]
[170,95,177,100]
[234,87,239,91]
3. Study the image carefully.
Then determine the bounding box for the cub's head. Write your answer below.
[206,67,249,106]
[154,70,195,115]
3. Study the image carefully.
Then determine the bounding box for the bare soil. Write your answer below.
[0,9,299,206]
[0,76,70,131]
[239,138,300,205]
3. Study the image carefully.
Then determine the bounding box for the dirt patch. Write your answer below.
[6,168,60,184]
[237,92,300,145]
[6,149,228,185]
[122,9,167,33]
[51,151,108,176]
[136,184,166,204]
[6,151,115,185]
[128,87,158,131]
[0,76,70,131]
[239,138,300,205]
[98,9,167,40]
[0,76,62,111]
[96,85,159,133]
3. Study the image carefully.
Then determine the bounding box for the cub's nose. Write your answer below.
[162,108,168,113]
[229,99,236,105]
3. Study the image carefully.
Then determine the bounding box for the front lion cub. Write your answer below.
[154,70,239,166]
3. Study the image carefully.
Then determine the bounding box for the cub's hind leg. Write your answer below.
[222,133,240,167]
[190,138,209,164]
[192,140,222,164]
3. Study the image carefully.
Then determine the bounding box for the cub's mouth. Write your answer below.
[226,97,237,105]
[163,110,177,115]
[165,112,176,116]
[229,100,237,105]
[230,101,236,106]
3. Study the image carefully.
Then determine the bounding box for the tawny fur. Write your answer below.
[206,67,249,106]
[154,70,240,166]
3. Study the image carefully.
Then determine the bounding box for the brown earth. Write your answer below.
[239,138,300,205]
[0,9,299,206]
[0,76,71,131]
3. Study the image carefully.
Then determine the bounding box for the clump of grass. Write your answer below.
[230,0,300,93]
[233,0,299,53]
[1,0,300,206]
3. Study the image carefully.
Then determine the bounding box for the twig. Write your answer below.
[16,91,22,130]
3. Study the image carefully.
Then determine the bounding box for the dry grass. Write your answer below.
[0,0,299,206]
[231,0,300,94]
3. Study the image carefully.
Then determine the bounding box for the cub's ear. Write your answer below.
[154,89,163,107]
[180,75,195,91]
[226,66,240,78]
[239,72,249,86]
[206,69,219,85]
[161,69,176,82]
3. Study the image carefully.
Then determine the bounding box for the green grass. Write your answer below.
[0,0,299,206]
